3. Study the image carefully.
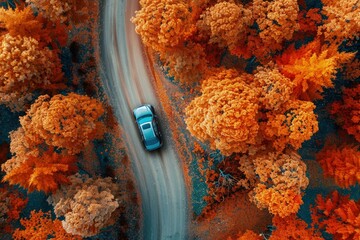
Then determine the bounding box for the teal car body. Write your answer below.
[133,104,163,151]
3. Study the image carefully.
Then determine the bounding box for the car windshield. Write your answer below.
[142,123,151,130]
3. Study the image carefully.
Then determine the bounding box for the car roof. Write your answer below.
[141,122,158,144]
[142,124,155,137]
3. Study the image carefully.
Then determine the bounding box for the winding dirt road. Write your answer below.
[99,1,188,239]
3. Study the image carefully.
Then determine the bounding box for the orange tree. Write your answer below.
[48,174,122,237]
[0,6,68,48]
[316,144,360,188]
[262,99,319,152]
[330,84,360,142]
[269,215,323,239]
[275,39,355,100]
[185,68,260,156]
[3,147,78,193]
[311,191,360,240]
[25,0,94,25]
[248,150,309,217]
[131,0,195,52]
[197,1,252,51]
[13,210,81,240]
[318,0,360,44]
[0,34,64,111]
[20,93,105,155]
[250,0,300,57]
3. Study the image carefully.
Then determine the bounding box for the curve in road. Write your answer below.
[99,1,188,239]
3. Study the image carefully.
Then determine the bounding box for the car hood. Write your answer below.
[133,106,152,120]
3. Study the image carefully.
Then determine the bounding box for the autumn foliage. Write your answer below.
[253,67,294,111]
[262,100,319,152]
[0,4,69,111]
[318,0,360,44]
[316,144,360,188]
[1,127,41,175]
[249,150,309,217]
[132,0,209,83]
[20,93,105,155]
[185,67,319,155]
[200,148,310,218]
[253,66,319,151]
[197,1,252,50]
[48,174,122,237]
[230,215,323,239]
[131,0,195,52]
[1,93,106,193]
[297,8,322,37]
[0,0,357,237]
[13,210,81,240]
[251,0,299,53]
[160,42,207,83]
[311,191,360,240]
[269,215,323,240]
[229,230,262,240]
[0,34,64,111]
[0,187,27,232]
[0,0,120,238]
[5,191,28,221]
[330,84,360,142]
[134,0,359,231]
[276,39,355,100]
[0,6,68,48]
[3,148,78,193]
[200,153,255,210]
[185,68,260,155]
[133,0,357,82]
[25,0,94,25]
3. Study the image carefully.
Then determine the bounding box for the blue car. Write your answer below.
[133,104,163,151]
